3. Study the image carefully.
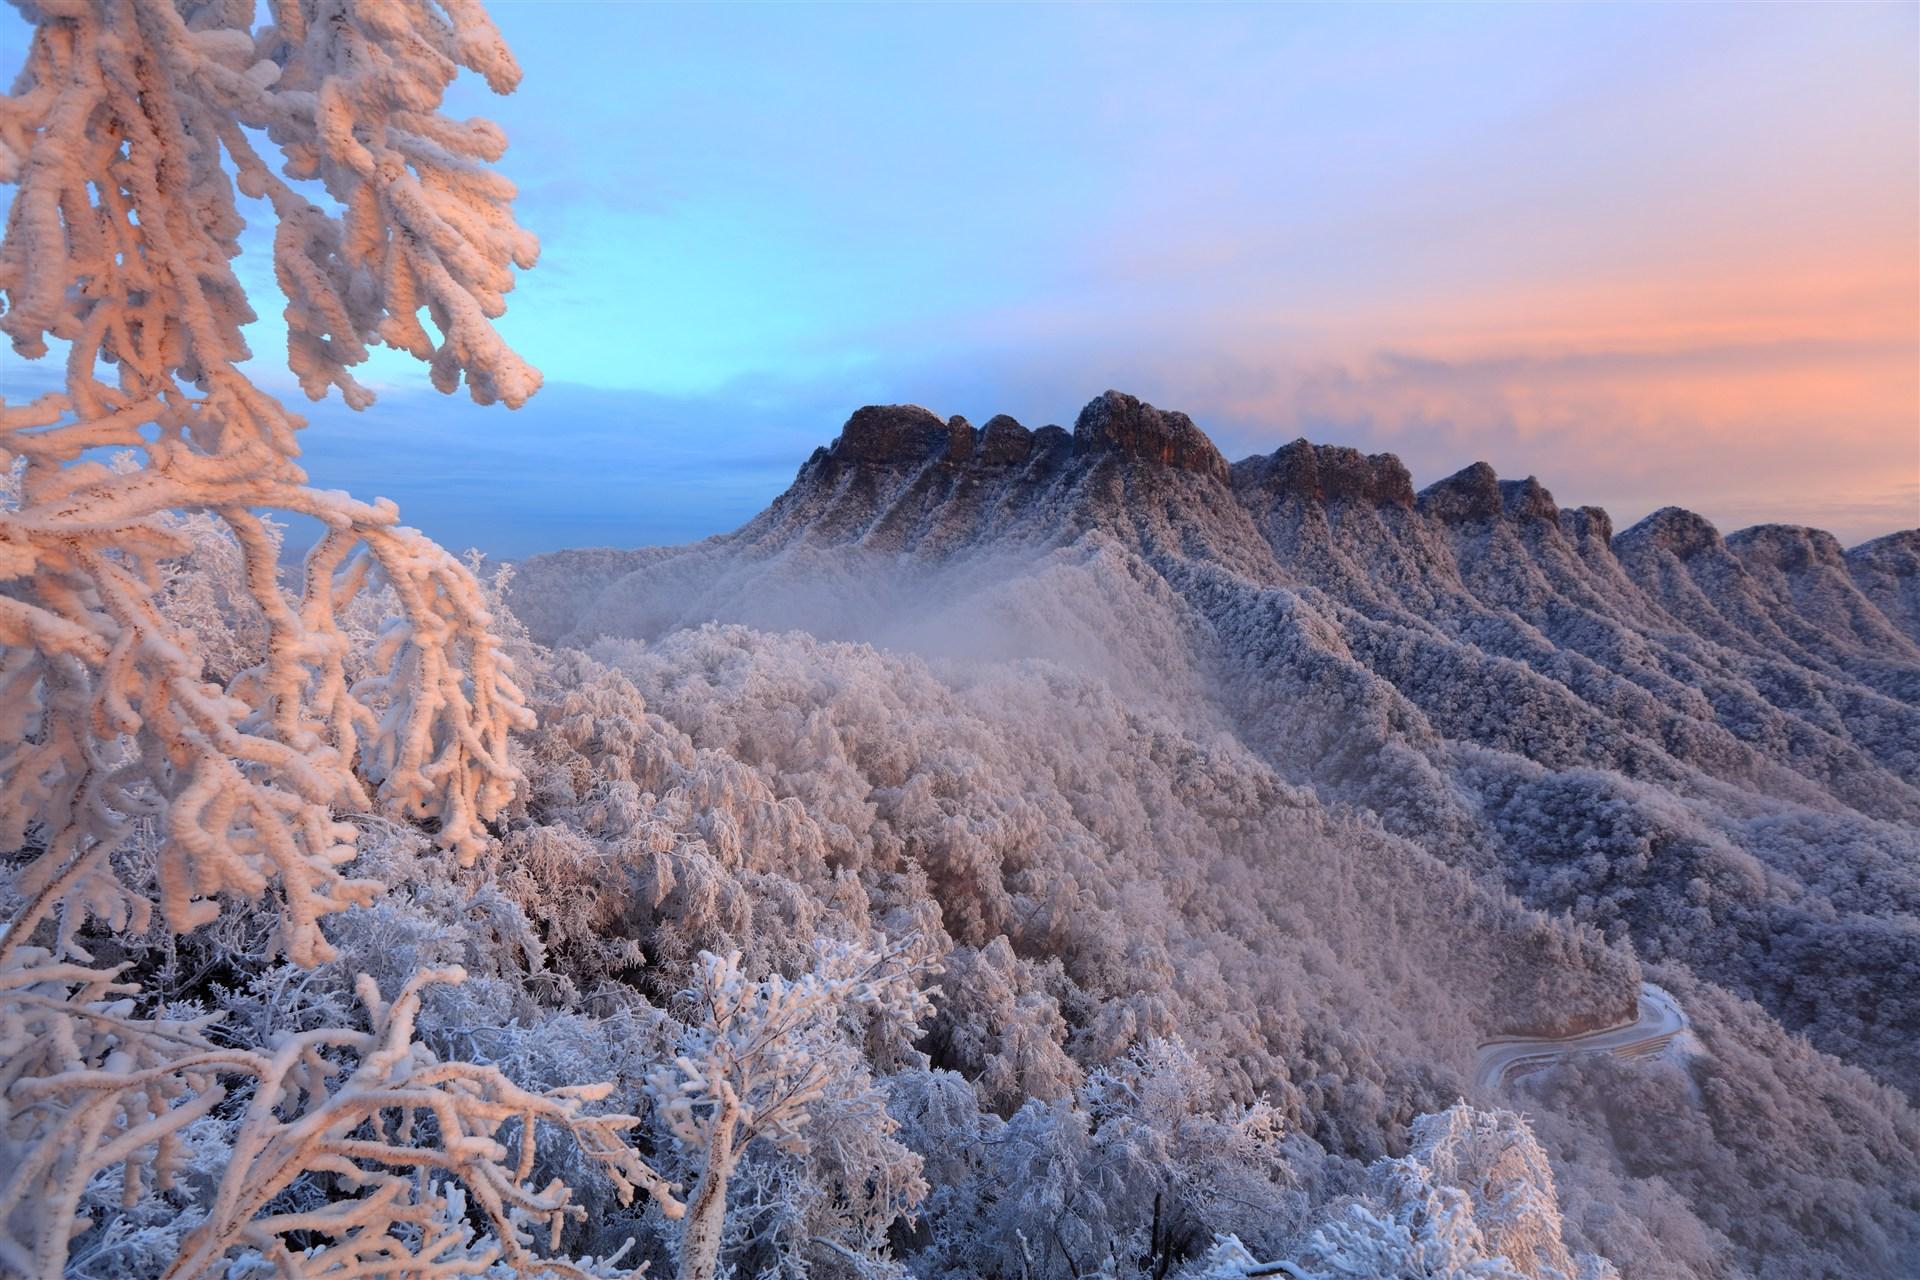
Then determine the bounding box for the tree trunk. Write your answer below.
[677,1087,740,1280]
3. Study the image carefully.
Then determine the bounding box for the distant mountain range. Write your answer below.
[515,390,1919,1094]
[518,389,1919,652]
[509,392,1920,1276]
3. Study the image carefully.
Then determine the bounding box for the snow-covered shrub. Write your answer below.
[1289,1104,1616,1280]
[646,942,935,1280]
[1080,1040,1307,1261]
[1186,1106,1613,1280]
[884,1038,1302,1280]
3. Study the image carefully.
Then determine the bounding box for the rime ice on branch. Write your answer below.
[646,943,935,1280]
[1,0,541,956]
[0,2,643,1275]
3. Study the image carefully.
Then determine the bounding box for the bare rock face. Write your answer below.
[1239,438,1416,507]
[829,403,951,466]
[977,414,1034,466]
[1417,461,1505,525]
[1071,389,1230,482]
[942,415,976,465]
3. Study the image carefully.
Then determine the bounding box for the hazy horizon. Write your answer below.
[291,374,1920,562]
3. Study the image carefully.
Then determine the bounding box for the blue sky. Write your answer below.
[5,2,1916,556]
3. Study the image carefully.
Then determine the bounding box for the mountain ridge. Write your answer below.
[510,391,1920,1107]
[514,390,1918,652]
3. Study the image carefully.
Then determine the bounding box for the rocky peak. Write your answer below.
[977,414,1035,466]
[828,404,952,466]
[824,401,1114,475]
[1030,424,1074,461]
[941,415,977,465]
[1417,462,1504,525]
[1846,530,1920,643]
[1238,439,1416,508]
[1072,390,1231,482]
[1616,507,1724,561]
[1499,477,1561,525]
[1418,465,1564,528]
[1848,529,1920,575]
[1559,505,1614,546]
[1726,524,1846,573]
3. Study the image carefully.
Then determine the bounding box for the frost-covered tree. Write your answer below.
[1,0,537,962]
[1275,1104,1616,1280]
[0,2,680,1274]
[3,961,674,1278]
[646,942,934,1280]
[1174,1106,1618,1280]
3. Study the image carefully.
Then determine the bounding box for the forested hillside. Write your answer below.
[500,391,1920,1277]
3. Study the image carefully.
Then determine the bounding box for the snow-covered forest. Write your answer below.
[2,4,1916,1280]
[508,397,1920,1279]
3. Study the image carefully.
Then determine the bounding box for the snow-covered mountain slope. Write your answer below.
[507,392,1920,1278]
[516,391,1920,1102]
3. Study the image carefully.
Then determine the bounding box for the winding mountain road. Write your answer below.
[1475,983,1688,1092]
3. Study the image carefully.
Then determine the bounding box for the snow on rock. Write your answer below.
[1073,388,1233,481]
[1848,529,1920,644]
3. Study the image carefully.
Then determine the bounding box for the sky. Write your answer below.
[5,2,1918,556]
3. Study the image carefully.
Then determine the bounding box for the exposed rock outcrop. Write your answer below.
[1071,389,1231,481]
[1235,438,1416,508]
